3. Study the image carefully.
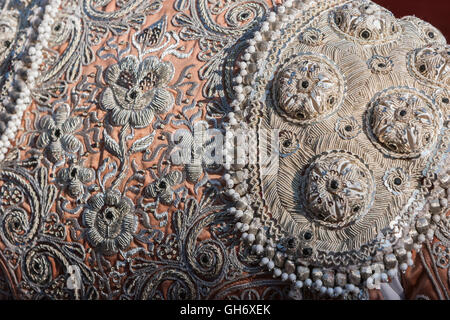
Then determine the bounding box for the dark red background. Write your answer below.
[374,0,450,41]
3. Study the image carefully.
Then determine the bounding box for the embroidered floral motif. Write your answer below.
[0,184,24,206]
[143,170,182,205]
[83,189,137,255]
[331,1,401,43]
[303,152,374,228]
[279,131,299,156]
[56,164,95,198]
[411,44,450,87]
[36,104,82,163]
[335,116,361,140]
[274,55,344,124]
[383,168,409,195]
[299,28,325,46]
[368,55,394,74]
[100,55,175,128]
[368,89,441,158]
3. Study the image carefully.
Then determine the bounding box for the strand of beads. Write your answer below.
[0,0,60,162]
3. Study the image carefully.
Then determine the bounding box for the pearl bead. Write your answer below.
[304,279,312,287]
[267,261,275,270]
[418,234,426,243]
[387,269,397,278]
[289,273,296,282]
[314,279,322,289]
[255,244,264,254]
[295,281,303,288]
[261,257,269,265]
[274,268,282,277]
[326,288,334,296]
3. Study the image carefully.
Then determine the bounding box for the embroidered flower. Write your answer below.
[36,104,82,163]
[100,55,175,128]
[299,28,325,46]
[56,164,95,198]
[368,55,394,74]
[336,116,361,140]
[0,183,24,206]
[83,190,137,255]
[383,168,409,195]
[279,130,299,156]
[143,171,182,205]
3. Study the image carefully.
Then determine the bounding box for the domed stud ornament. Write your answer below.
[222,0,449,299]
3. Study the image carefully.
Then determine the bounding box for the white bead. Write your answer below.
[281,273,288,281]
[261,257,269,265]
[334,287,343,296]
[288,273,296,282]
[254,32,263,42]
[28,47,37,56]
[255,244,264,254]
[418,234,426,243]
[387,269,397,278]
[326,288,334,296]
[267,261,275,270]
[273,268,282,277]
[304,278,312,287]
[295,281,303,288]
[247,233,255,243]
[314,279,322,289]
[400,263,408,271]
